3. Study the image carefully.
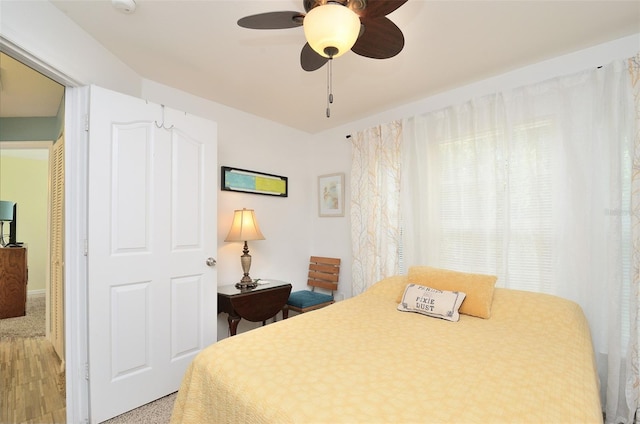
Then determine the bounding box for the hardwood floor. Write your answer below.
[0,337,66,424]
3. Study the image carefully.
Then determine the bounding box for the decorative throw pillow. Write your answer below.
[397,284,466,322]
[401,266,498,319]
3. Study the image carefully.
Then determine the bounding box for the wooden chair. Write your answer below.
[282,256,340,319]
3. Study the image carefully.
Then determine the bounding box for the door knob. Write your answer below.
[206,257,217,267]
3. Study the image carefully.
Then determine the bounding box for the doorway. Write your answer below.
[0,51,66,422]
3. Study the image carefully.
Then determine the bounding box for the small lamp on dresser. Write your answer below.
[224,208,265,290]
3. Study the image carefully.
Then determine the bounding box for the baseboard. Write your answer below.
[28,289,45,296]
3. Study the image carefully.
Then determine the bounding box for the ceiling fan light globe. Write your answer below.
[303,4,360,59]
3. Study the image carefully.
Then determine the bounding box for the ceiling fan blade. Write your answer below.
[351,16,404,59]
[237,11,304,29]
[360,0,408,18]
[303,0,319,13]
[300,43,329,71]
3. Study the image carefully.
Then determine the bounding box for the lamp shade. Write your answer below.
[303,3,361,59]
[0,201,15,222]
[224,208,265,242]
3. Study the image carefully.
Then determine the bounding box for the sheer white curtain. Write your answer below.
[401,59,636,422]
[402,94,507,276]
[628,54,640,423]
[350,121,402,295]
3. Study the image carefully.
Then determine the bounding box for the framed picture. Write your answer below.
[318,173,345,217]
[221,166,288,197]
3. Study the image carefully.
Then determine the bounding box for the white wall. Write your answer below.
[305,134,353,298]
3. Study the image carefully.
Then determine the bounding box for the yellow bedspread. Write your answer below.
[171,276,601,423]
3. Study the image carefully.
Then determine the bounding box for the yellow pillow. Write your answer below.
[400,266,497,319]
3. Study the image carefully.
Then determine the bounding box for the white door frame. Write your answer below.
[64,86,91,423]
[1,37,90,423]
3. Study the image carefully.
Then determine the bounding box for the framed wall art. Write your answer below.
[221,166,288,197]
[318,173,344,217]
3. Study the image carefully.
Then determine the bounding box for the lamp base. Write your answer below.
[235,281,258,290]
[235,241,257,289]
[0,222,6,247]
[236,275,257,290]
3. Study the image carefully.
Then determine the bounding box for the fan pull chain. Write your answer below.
[326,58,333,118]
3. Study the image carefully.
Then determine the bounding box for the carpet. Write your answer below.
[0,293,46,338]
[102,392,177,424]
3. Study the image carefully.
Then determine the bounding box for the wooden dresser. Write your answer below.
[0,247,28,319]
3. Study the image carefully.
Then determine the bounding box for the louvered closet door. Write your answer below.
[50,137,65,367]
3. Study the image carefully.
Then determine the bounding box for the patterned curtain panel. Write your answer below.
[350,121,402,295]
[628,53,640,424]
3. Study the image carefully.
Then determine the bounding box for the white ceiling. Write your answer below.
[7,1,640,133]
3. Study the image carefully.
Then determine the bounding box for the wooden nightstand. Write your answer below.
[218,280,292,336]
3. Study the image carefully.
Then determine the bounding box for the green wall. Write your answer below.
[0,151,49,292]
[0,117,61,141]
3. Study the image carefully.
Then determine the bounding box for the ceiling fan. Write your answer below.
[237,0,408,72]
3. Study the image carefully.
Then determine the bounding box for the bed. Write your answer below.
[171,267,602,423]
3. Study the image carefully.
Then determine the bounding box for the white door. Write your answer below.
[87,86,217,423]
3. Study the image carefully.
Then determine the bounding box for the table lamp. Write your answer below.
[0,201,15,247]
[224,208,265,289]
